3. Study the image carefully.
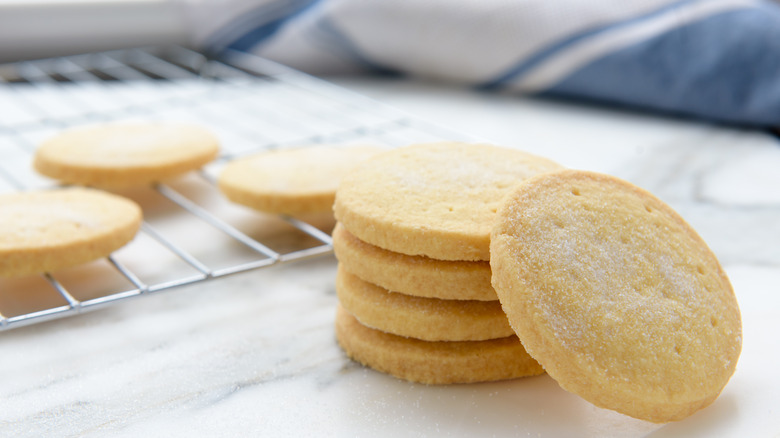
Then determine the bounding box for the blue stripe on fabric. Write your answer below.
[204,0,298,52]
[478,0,708,90]
[204,0,322,54]
[313,15,400,75]
[540,3,780,127]
[225,0,323,53]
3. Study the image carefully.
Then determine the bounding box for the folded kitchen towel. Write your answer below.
[184,0,780,127]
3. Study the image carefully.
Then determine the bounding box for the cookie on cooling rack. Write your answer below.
[218,144,384,216]
[335,305,543,385]
[490,169,742,423]
[34,121,220,187]
[336,265,512,342]
[332,223,496,301]
[333,142,563,261]
[0,187,142,277]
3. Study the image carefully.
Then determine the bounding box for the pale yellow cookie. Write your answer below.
[218,144,383,215]
[34,121,220,187]
[334,142,563,261]
[0,188,142,277]
[332,223,496,301]
[336,265,512,341]
[490,169,742,423]
[334,305,543,384]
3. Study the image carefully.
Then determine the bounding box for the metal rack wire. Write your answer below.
[0,46,470,331]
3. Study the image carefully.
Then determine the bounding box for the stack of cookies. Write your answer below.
[331,142,563,384]
[332,141,743,423]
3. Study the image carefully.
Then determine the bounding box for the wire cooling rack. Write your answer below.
[0,46,470,331]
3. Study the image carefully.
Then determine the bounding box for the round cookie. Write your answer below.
[334,305,544,384]
[218,144,383,215]
[490,169,742,423]
[0,188,142,277]
[336,265,512,341]
[334,142,563,261]
[332,223,496,301]
[34,121,220,187]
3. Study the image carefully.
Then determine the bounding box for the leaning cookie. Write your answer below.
[332,223,496,301]
[336,265,512,341]
[490,169,742,423]
[218,144,383,216]
[334,142,563,261]
[34,121,219,187]
[334,305,544,385]
[0,188,142,277]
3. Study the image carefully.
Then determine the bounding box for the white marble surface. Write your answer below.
[2,76,779,437]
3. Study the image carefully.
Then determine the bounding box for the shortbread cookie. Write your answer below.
[0,188,142,277]
[334,142,563,261]
[34,121,220,187]
[332,223,496,301]
[336,265,512,341]
[218,144,383,215]
[490,169,742,423]
[335,305,543,384]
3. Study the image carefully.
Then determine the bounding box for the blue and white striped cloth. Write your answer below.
[184,0,780,128]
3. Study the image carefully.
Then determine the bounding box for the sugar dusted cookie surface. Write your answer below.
[34,121,219,187]
[334,142,563,261]
[0,188,142,277]
[218,144,383,215]
[336,265,512,341]
[332,223,496,301]
[490,169,742,423]
[334,305,543,385]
